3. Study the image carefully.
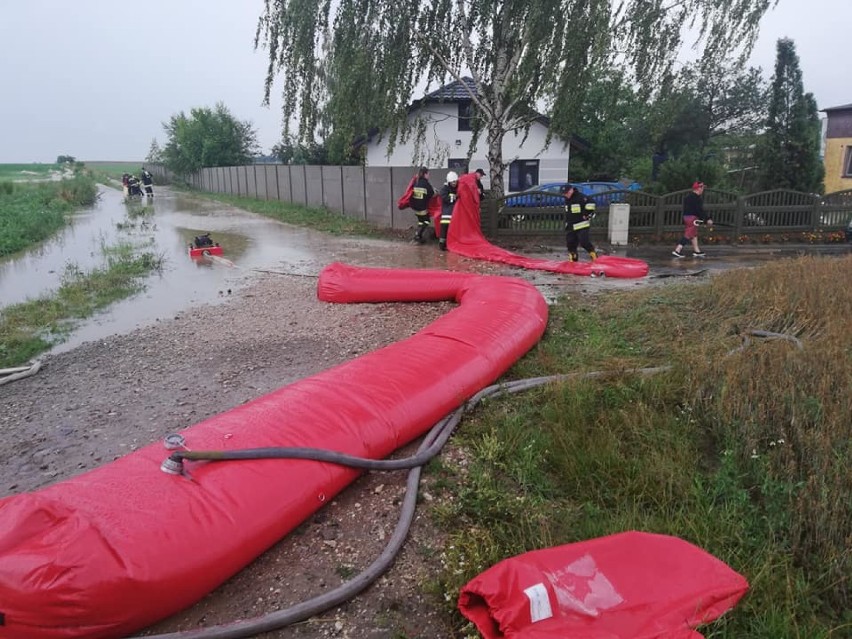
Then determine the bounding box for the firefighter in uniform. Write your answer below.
[410,167,435,243]
[561,184,598,262]
[438,171,459,251]
[140,167,154,198]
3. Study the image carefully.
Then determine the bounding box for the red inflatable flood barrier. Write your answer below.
[448,173,649,279]
[459,531,748,639]
[0,264,547,639]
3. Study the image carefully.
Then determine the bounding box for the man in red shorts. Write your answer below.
[673,181,713,258]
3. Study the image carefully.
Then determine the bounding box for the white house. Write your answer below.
[361,77,588,192]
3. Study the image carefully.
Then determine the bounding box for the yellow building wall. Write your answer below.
[823,137,852,193]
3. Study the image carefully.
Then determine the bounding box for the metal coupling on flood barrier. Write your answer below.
[160,456,185,475]
[160,433,189,475]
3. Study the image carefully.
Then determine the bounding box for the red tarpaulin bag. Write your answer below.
[459,531,748,639]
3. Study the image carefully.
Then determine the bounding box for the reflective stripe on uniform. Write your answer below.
[585,202,596,212]
[572,220,591,230]
[570,204,581,213]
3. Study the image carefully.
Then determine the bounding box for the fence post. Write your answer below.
[655,196,664,237]
[810,195,820,231]
[734,196,744,238]
[482,198,498,236]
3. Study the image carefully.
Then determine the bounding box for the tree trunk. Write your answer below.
[486,123,506,199]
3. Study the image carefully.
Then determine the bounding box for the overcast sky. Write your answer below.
[0,0,847,164]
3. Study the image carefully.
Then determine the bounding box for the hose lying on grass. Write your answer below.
[139,330,800,639]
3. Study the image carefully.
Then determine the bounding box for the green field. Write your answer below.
[83,161,146,180]
[0,163,60,180]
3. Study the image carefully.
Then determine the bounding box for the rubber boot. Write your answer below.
[568,252,578,262]
[415,227,424,244]
[589,250,598,261]
[439,238,447,251]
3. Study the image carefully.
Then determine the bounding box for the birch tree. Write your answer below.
[257,0,777,196]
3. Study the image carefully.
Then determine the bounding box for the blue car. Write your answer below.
[504,181,641,208]
[504,183,571,208]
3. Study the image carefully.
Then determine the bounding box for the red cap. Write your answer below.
[692,181,705,190]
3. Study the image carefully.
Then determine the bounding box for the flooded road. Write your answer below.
[2,184,848,355]
[0,185,534,354]
[0,186,330,353]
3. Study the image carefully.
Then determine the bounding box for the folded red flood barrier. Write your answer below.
[448,174,649,279]
[0,263,548,639]
[459,531,748,639]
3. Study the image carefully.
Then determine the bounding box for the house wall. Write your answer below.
[364,103,572,191]
[824,109,852,137]
[823,138,852,193]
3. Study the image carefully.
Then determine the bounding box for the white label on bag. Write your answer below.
[523,583,553,622]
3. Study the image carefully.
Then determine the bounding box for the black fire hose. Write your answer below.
[137,332,799,639]
[140,369,668,639]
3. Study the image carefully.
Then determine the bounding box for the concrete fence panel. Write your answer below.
[305,166,324,208]
[322,166,344,213]
[342,167,367,219]
[274,165,291,203]
[244,166,258,199]
[227,167,239,195]
[254,165,268,200]
[365,167,396,228]
[289,165,307,205]
[237,167,249,197]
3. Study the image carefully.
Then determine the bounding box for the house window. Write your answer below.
[458,102,473,131]
[448,158,468,174]
[844,147,852,177]
[508,160,539,191]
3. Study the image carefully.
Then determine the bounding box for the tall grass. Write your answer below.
[0,174,99,257]
[428,254,851,638]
